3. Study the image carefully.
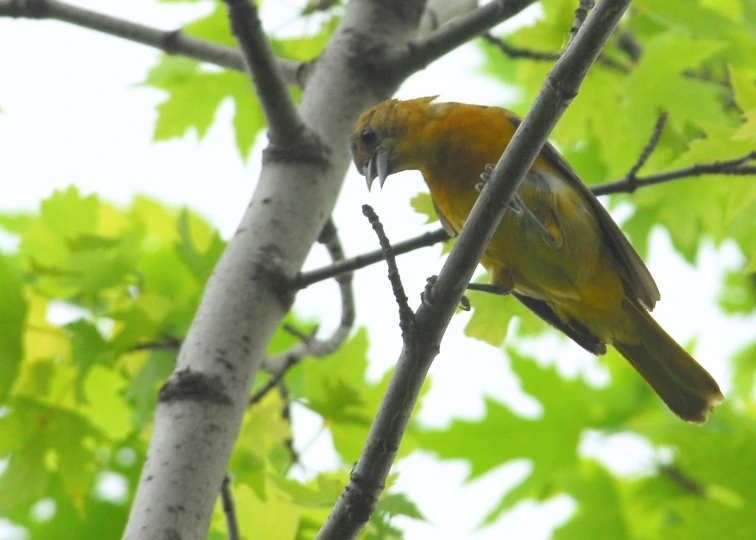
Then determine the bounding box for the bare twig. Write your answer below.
[593,151,756,196]
[481,33,559,61]
[624,112,668,181]
[0,0,304,85]
[263,218,355,375]
[659,465,707,498]
[482,32,630,73]
[362,205,414,337]
[220,475,241,540]
[294,228,450,289]
[131,336,182,352]
[316,2,633,538]
[569,0,594,45]
[249,355,296,406]
[222,0,312,149]
[391,0,537,74]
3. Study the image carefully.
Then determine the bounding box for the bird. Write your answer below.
[350,96,723,423]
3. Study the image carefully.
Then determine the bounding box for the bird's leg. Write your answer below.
[466,283,512,296]
[476,164,560,248]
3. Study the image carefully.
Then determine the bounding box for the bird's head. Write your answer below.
[350,96,438,190]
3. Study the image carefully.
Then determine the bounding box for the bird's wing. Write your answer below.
[505,112,660,310]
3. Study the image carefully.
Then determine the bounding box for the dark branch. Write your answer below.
[131,336,182,352]
[593,151,756,196]
[659,465,707,498]
[361,205,414,338]
[482,32,630,73]
[294,228,450,289]
[0,0,304,84]
[249,355,296,406]
[391,0,537,74]
[623,111,668,182]
[316,2,633,538]
[220,475,240,540]
[222,0,311,148]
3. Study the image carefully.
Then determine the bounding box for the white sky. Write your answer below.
[0,1,751,539]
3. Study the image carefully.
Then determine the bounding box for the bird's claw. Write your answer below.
[422,275,472,311]
[421,275,437,307]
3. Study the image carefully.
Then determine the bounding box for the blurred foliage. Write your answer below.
[2,0,756,539]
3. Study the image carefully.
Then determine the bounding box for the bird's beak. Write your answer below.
[364,149,390,191]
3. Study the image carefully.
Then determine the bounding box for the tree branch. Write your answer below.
[315,1,634,538]
[122,0,430,534]
[482,31,631,73]
[390,0,537,74]
[593,151,756,196]
[263,218,356,376]
[0,0,305,85]
[222,0,313,149]
[362,205,414,338]
[220,475,240,540]
[295,228,450,289]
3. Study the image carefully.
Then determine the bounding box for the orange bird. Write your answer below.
[350,97,723,423]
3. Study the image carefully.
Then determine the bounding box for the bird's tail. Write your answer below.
[614,299,723,423]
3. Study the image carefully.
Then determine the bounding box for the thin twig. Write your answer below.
[593,151,756,196]
[624,111,668,181]
[222,0,312,148]
[0,0,304,84]
[316,1,632,538]
[659,465,707,498]
[361,205,414,338]
[249,355,297,406]
[391,0,537,74]
[220,475,241,540]
[263,218,355,375]
[294,228,450,289]
[131,336,182,352]
[482,32,630,73]
[481,33,559,61]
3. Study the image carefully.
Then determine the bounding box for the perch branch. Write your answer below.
[315,1,634,538]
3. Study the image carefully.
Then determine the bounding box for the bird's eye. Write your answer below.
[360,126,377,147]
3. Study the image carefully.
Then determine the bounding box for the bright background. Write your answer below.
[0,1,749,538]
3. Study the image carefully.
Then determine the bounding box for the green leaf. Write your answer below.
[730,66,756,111]
[0,254,27,401]
[66,319,114,402]
[418,350,639,523]
[552,461,630,540]
[182,3,235,47]
[718,269,756,314]
[730,341,756,401]
[0,397,103,513]
[176,209,226,282]
[270,14,340,62]
[409,193,438,224]
[631,411,756,539]
[143,57,265,160]
[289,328,428,463]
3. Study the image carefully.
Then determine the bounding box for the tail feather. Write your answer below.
[614,300,723,424]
